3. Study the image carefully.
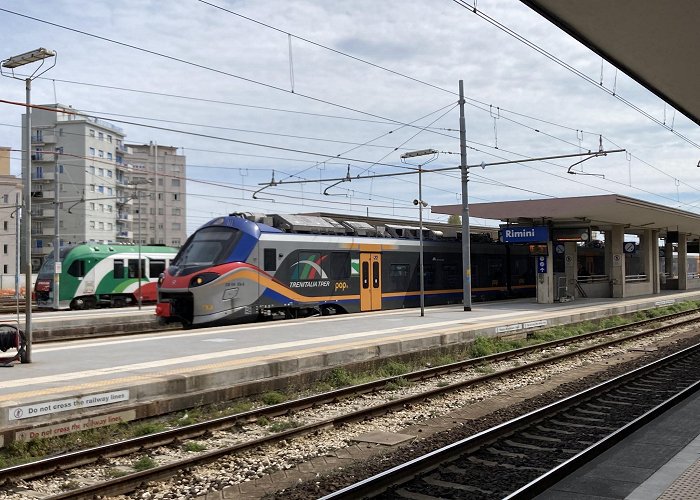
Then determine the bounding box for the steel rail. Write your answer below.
[2,309,696,498]
[322,343,700,499]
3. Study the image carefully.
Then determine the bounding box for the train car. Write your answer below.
[35,243,179,310]
[156,214,536,327]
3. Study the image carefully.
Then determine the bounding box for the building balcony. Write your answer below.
[34,190,55,199]
[32,227,55,236]
[32,133,57,144]
[31,208,53,218]
[117,212,131,222]
[117,230,133,240]
[31,152,56,162]
[32,171,55,182]
[32,246,54,257]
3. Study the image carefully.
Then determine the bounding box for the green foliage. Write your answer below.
[131,422,166,437]
[183,441,207,452]
[447,214,462,225]
[133,455,157,471]
[257,416,270,426]
[379,361,410,378]
[261,391,287,405]
[385,377,411,391]
[268,419,303,433]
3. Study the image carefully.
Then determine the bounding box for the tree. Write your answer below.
[447,214,461,225]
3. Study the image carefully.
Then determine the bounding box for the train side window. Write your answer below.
[372,261,380,288]
[362,261,369,289]
[67,259,86,277]
[128,259,145,278]
[389,263,410,290]
[330,252,350,279]
[264,248,277,271]
[149,259,165,278]
[113,259,124,279]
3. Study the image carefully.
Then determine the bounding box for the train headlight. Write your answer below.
[190,272,220,287]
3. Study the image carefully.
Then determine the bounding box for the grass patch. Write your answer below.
[268,419,303,433]
[105,467,130,478]
[133,455,157,471]
[183,441,207,452]
[131,422,166,437]
[385,377,411,391]
[261,391,287,405]
[256,416,270,426]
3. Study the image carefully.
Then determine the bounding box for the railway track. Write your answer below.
[1,309,697,499]
[324,341,700,499]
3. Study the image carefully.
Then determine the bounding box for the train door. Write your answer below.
[360,253,382,311]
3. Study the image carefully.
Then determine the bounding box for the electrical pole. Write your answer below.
[53,159,60,309]
[459,80,472,311]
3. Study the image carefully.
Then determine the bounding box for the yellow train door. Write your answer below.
[360,253,382,311]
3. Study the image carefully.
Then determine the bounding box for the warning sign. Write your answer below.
[14,410,136,441]
[9,390,129,421]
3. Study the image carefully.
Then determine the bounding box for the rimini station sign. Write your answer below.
[500,226,549,244]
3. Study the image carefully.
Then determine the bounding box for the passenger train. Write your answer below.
[156,213,536,327]
[35,243,178,309]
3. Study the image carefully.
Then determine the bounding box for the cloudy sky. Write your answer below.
[1,0,698,234]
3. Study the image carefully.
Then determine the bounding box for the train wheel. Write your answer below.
[70,297,87,310]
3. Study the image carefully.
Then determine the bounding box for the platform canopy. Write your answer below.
[432,194,700,237]
[520,0,700,125]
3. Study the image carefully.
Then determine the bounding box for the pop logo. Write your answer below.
[334,281,349,292]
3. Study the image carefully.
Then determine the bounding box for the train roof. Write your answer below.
[199,212,494,242]
[64,243,178,257]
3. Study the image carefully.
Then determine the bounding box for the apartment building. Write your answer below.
[21,104,187,271]
[0,147,22,278]
[124,143,186,247]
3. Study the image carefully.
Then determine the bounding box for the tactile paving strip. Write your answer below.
[658,458,700,500]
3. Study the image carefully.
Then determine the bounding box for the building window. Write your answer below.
[2,194,7,203]
[89,129,95,137]
[59,164,64,173]
[107,152,113,160]
[98,168,104,176]
[98,132,104,141]
[107,205,113,212]
[98,150,104,158]
[173,193,180,201]
[157,193,163,200]
[99,204,104,212]
[116,139,122,147]
[3,265,7,273]
[107,170,113,177]
[107,187,113,196]
[172,222,181,230]
[89,220,95,229]
[158,208,164,215]
[89,202,95,210]
[99,221,104,230]
[171,179,180,187]
[107,135,112,143]
[89,166,95,174]
[107,223,113,230]
[171,239,180,246]
[3,244,7,254]
[36,240,43,248]
[3,221,7,230]
[89,147,96,156]
[90,184,95,192]
[98,185,104,193]
[172,208,181,216]
[157,178,164,186]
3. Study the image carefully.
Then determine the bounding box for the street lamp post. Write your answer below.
[1,48,57,363]
[401,149,438,317]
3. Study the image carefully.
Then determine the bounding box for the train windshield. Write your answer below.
[37,247,75,278]
[171,226,241,275]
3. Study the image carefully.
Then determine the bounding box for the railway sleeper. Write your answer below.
[466,456,549,472]
[548,418,617,430]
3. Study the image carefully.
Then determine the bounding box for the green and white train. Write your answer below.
[35,243,178,310]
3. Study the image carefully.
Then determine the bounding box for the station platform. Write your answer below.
[1,290,700,447]
[537,386,700,500]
